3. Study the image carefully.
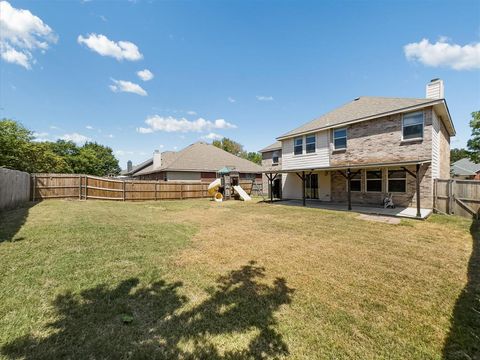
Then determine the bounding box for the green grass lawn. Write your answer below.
[0,199,478,359]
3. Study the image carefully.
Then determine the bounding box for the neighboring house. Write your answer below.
[260,141,282,198]
[260,79,455,213]
[122,142,263,184]
[451,158,480,180]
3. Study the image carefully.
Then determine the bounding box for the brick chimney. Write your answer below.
[426,78,444,99]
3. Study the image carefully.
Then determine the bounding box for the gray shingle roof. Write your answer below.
[134,142,263,176]
[451,158,480,176]
[259,141,282,153]
[278,96,441,139]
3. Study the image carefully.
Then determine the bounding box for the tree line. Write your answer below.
[212,137,262,164]
[0,119,120,176]
[450,111,479,164]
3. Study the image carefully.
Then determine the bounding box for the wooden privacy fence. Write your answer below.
[31,174,255,201]
[434,179,480,219]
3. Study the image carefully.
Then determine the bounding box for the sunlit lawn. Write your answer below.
[0,199,477,359]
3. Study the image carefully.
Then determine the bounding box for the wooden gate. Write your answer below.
[434,179,480,219]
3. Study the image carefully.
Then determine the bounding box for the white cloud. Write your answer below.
[136,115,236,134]
[137,69,154,81]
[77,33,142,61]
[109,78,147,96]
[404,38,480,70]
[186,110,197,115]
[86,125,94,130]
[0,1,58,69]
[32,132,49,142]
[228,96,236,103]
[114,150,134,156]
[256,95,274,101]
[61,132,91,144]
[202,132,223,140]
[107,134,114,138]
[49,125,59,130]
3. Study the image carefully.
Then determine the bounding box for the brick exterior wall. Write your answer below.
[330,164,433,208]
[330,108,433,166]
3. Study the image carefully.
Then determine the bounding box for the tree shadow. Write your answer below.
[1,261,294,359]
[0,201,37,243]
[442,219,480,359]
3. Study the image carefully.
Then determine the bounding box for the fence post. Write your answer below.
[85,175,88,200]
[32,174,36,201]
[155,181,158,201]
[180,183,183,200]
[123,181,126,201]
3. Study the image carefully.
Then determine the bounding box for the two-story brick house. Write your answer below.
[260,79,455,217]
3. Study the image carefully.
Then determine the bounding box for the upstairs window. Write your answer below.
[294,137,303,155]
[306,135,316,154]
[333,128,347,150]
[366,170,382,192]
[403,111,424,140]
[272,151,279,164]
[388,169,407,193]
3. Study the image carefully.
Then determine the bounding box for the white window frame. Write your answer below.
[366,169,382,193]
[333,128,347,150]
[387,169,407,193]
[272,151,279,165]
[294,137,303,156]
[305,134,316,154]
[402,111,424,141]
[347,171,362,192]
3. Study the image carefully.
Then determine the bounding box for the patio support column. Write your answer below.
[346,168,352,211]
[269,173,274,203]
[302,171,306,206]
[415,163,421,218]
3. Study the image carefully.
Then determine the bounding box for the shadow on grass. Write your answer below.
[0,201,37,243]
[442,219,480,359]
[1,261,294,359]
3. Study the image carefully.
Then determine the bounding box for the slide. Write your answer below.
[233,185,251,201]
[207,178,221,195]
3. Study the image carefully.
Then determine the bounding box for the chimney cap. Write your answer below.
[430,78,441,82]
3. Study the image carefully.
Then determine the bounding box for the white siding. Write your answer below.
[282,173,303,199]
[281,131,330,170]
[431,111,440,179]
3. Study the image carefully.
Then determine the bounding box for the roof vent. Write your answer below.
[354,97,360,101]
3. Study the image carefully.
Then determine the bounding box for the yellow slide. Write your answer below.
[208,178,223,202]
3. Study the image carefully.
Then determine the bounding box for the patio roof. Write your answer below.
[261,159,431,174]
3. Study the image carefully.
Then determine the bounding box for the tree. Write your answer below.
[467,111,480,163]
[212,138,244,157]
[0,119,34,172]
[212,137,262,165]
[450,148,470,164]
[74,142,121,176]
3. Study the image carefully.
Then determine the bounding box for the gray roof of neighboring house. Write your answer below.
[120,157,153,176]
[451,158,480,176]
[259,141,282,153]
[134,142,263,176]
[277,96,449,139]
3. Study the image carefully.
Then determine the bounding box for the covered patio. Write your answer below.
[263,159,432,219]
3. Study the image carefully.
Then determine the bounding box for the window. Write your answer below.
[272,151,279,164]
[366,170,382,192]
[403,111,424,140]
[306,135,316,154]
[350,171,362,192]
[333,128,347,150]
[388,169,406,193]
[294,137,303,155]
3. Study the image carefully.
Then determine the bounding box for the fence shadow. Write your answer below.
[442,219,480,359]
[0,201,37,243]
[1,261,294,359]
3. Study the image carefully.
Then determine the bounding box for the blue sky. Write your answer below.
[1,0,479,169]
